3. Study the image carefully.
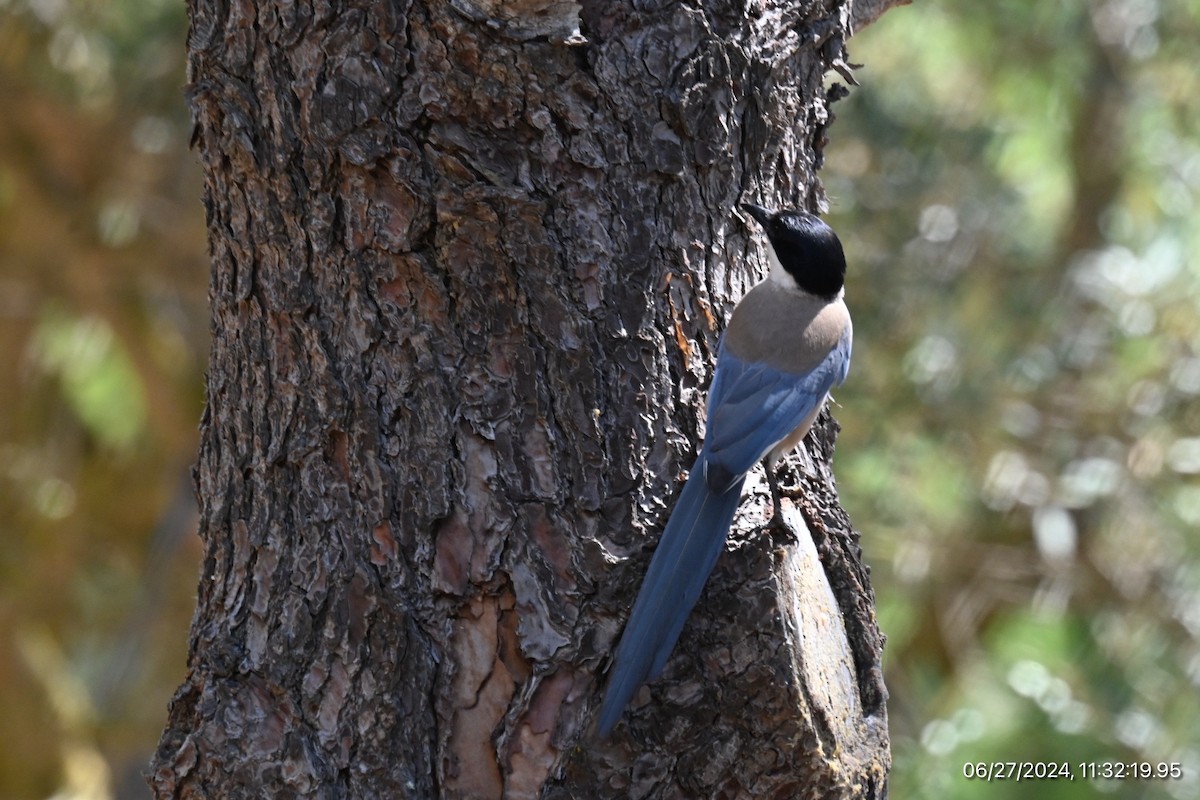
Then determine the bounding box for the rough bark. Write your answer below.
[151,0,898,797]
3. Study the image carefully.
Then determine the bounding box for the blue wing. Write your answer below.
[598,326,852,735]
[704,327,852,487]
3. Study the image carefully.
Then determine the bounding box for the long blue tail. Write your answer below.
[597,462,745,735]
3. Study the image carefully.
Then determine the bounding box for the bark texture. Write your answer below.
[151,0,898,797]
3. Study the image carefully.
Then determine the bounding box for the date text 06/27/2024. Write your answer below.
[962,761,1186,782]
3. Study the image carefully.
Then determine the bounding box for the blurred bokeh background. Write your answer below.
[0,0,207,797]
[829,1,1200,798]
[1,0,1197,797]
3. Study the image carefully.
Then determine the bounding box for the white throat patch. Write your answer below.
[764,246,845,300]
[767,246,800,290]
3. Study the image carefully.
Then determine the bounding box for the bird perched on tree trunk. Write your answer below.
[598,203,853,735]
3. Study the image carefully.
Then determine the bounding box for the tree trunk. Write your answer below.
[151,0,897,797]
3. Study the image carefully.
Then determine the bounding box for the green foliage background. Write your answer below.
[828,2,1200,797]
[0,0,1197,797]
[0,0,206,796]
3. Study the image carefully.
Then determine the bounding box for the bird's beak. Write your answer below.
[740,203,774,228]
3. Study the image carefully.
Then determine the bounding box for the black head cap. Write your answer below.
[741,203,846,299]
